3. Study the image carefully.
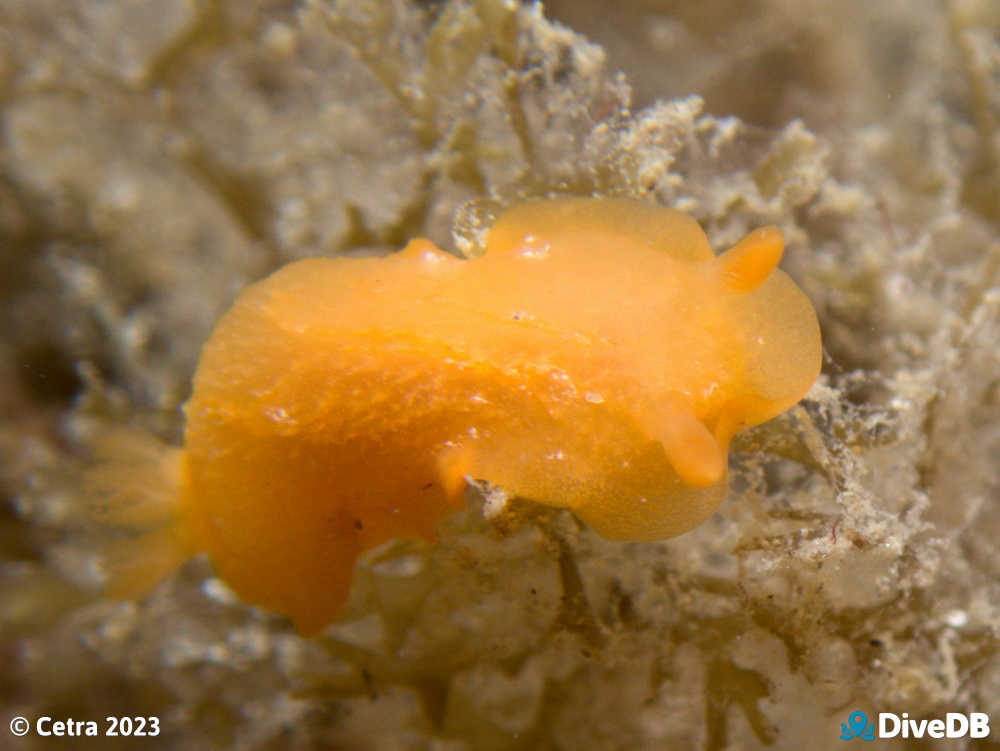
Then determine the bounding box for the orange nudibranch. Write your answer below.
[100,197,821,634]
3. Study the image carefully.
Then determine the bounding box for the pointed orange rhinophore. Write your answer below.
[717,226,784,293]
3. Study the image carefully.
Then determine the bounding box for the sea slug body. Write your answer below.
[100,197,822,634]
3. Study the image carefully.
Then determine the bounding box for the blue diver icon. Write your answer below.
[840,710,875,741]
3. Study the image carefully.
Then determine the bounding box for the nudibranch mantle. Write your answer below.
[149,197,820,633]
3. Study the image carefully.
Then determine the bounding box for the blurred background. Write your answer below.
[2,1,999,749]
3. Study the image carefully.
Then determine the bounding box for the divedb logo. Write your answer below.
[840,709,991,741]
